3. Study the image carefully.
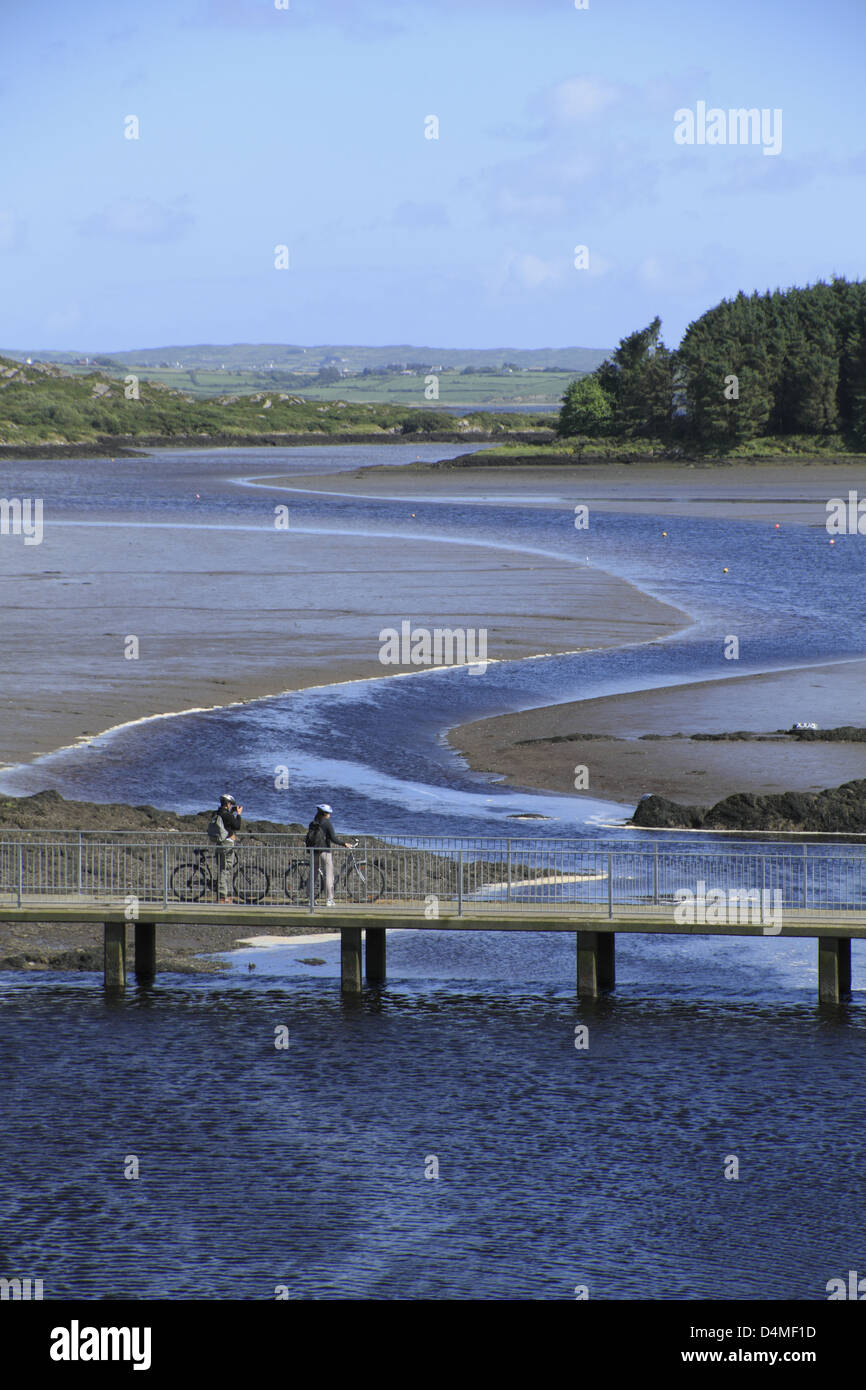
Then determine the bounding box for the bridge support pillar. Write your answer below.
[366,928,386,985]
[341,927,363,993]
[577,931,615,997]
[818,936,851,1004]
[104,922,126,991]
[134,923,156,982]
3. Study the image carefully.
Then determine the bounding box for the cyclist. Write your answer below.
[305,803,355,906]
[213,793,243,903]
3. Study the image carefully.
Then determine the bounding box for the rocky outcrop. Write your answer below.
[631,779,866,833]
[0,788,305,835]
[631,794,706,829]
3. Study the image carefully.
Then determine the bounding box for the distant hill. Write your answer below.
[1,343,611,373]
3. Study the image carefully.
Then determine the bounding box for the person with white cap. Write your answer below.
[304,803,355,906]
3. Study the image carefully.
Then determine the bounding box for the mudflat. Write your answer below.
[275,458,866,809]
[0,471,685,769]
[266,457,866,525]
[450,660,866,808]
[2,453,858,806]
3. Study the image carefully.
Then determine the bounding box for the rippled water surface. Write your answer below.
[3,941,865,1300]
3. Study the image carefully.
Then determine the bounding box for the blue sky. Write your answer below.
[1,0,864,353]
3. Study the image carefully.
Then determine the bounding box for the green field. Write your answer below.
[31,363,580,408]
[0,354,556,446]
[277,369,578,407]
[1,341,610,409]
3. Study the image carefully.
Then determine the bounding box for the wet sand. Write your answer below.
[450,660,866,808]
[2,454,861,806]
[0,921,338,975]
[259,459,866,808]
[265,458,866,526]
[0,488,685,770]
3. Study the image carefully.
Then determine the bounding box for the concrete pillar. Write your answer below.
[577,931,615,997]
[134,923,156,982]
[366,927,386,985]
[104,922,126,991]
[341,927,363,993]
[818,936,851,1004]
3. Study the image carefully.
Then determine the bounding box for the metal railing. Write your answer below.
[0,834,865,919]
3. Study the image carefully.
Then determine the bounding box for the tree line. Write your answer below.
[559,277,866,449]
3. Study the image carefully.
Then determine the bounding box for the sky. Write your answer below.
[1,0,864,354]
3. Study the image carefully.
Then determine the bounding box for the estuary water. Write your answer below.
[2,961,865,1300]
[1,444,865,1301]
[1,443,864,838]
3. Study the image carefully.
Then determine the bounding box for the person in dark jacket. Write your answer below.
[306,803,354,905]
[215,793,243,902]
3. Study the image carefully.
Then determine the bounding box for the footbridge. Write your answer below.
[1,832,864,1002]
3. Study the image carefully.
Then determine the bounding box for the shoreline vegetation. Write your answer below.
[0,352,555,454]
[0,429,554,462]
[5,439,866,466]
[431,438,866,468]
[3,278,866,465]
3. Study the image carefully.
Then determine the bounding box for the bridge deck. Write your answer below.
[1,898,865,938]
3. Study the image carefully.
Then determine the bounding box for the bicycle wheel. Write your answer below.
[284,860,310,904]
[234,864,269,904]
[170,861,208,902]
[345,859,385,903]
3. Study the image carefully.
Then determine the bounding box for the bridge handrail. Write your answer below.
[0,833,865,915]
[1,828,866,846]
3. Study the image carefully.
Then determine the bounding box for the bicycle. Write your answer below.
[284,844,385,904]
[170,845,270,904]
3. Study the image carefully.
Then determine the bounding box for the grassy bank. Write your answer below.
[0,355,553,450]
[433,435,866,468]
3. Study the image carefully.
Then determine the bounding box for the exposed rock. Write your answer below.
[0,787,305,835]
[631,778,866,834]
[631,794,705,829]
[702,790,815,831]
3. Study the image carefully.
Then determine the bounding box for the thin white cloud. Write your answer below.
[0,210,26,252]
[507,251,562,290]
[546,75,629,123]
[78,196,194,242]
[391,200,451,229]
[709,148,866,196]
[637,253,712,294]
[473,139,663,225]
